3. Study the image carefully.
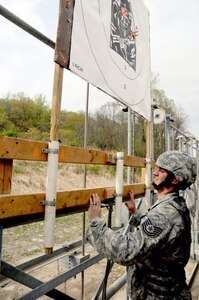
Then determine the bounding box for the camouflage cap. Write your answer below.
[156,150,197,188]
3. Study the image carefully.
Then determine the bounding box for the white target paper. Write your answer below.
[69,0,151,120]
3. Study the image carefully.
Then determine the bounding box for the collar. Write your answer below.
[150,192,179,210]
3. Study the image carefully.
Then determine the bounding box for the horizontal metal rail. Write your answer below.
[0,240,83,282]
[17,253,104,300]
[0,4,55,49]
[1,260,73,300]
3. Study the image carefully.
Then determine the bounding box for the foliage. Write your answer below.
[152,74,188,159]
[0,93,50,139]
[59,110,85,146]
[88,102,128,152]
[0,82,188,158]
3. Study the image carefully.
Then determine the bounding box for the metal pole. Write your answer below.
[122,109,132,227]
[127,108,132,184]
[104,273,126,300]
[165,116,171,151]
[196,140,199,245]
[150,105,156,160]
[81,83,89,300]
[0,4,55,49]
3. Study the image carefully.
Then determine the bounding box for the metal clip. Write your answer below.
[113,192,123,197]
[42,148,58,154]
[39,200,56,207]
[116,154,124,160]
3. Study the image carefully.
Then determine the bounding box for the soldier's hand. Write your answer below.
[125,190,136,215]
[88,193,101,221]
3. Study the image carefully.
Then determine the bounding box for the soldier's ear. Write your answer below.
[171,177,179,185]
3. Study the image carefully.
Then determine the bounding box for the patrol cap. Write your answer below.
[156,150,197,189]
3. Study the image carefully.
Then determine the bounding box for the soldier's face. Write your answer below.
[153,167,169,186]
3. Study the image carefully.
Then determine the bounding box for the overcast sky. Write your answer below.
[0,1,199,138]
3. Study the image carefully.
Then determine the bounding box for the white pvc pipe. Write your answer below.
[44,140,59,250]
[145,158,151,209]
[115,152,124,227]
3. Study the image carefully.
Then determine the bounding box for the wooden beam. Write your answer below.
[0,183,145,227]
[0,137,47,161]
[123,155,146,168]
[0,137,147,167]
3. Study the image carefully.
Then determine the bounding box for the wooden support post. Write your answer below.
[0,159,13,194]
[50,63,63,141]
[44,0,74,255]
[0,158,13,273]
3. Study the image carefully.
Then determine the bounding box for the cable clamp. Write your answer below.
[42,148,58,154]
[116,155,124,160]
[113,192,123,197]
[39,200,56,207]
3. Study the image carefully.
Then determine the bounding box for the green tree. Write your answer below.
[152,75,188,159]
[59,111,85,146]
[0,93,50,140]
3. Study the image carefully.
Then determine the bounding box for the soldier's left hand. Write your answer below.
[125,190,136,215]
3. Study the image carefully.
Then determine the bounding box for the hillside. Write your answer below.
[11,161,116,195]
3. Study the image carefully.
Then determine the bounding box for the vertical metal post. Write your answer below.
[81,82,89,300]
[127,108,132,184]
[150,106,154,161]
[196,140,199,245]
[122,109,132,226]
[165,116,171,151]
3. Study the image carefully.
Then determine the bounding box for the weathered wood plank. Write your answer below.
[0,137,147,167]
[0,137,47,161]
[0,184,145,226]
[54,0,74,68]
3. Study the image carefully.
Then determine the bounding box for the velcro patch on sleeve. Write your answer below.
[141,218,163,238]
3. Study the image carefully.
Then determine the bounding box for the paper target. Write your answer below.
[69,0,151,120]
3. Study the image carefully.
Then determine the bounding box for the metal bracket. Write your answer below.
[42,148,59,154]
[113,192,123,197]
[116,155,124,160]
[59,253,90,270]
[39,200,56,207]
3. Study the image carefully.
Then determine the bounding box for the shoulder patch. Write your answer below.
[141,218,163,238]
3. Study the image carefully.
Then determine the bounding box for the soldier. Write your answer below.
[86,150,197,299]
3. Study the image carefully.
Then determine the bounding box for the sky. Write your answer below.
[0,1,199,138]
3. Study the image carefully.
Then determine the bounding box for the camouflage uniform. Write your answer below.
[87,151,196,299]
[86,192,192,299]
